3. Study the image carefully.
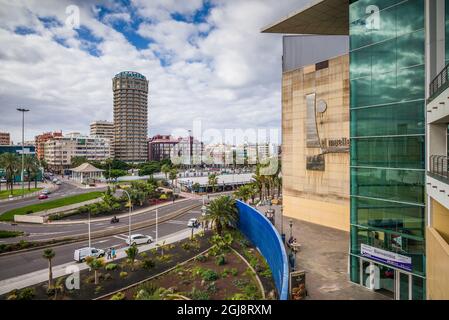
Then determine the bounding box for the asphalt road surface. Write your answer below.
[0,206,202,281]
[0,198,200,243]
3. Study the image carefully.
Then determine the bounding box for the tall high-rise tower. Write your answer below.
[112,71,148,162]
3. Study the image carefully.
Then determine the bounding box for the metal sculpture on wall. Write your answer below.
[305,93,349,171]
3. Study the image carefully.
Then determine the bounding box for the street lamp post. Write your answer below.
[122,190,132,243]
[17,108,29,198]
[88,211,91,248]
[155,208,158,244]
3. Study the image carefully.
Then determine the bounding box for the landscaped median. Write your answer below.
[0,191,103,222]
[0,188,43,200]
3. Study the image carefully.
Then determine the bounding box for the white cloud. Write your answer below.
[0,0,309,144]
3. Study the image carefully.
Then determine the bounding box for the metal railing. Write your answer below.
[429,155,449,179]
[429,63,449,103]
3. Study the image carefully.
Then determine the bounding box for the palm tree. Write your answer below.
[85,256,105,285]
[234,185,251,202]
[23,155,38,191]
[252,165,265,203]
[161,164,171,180]
[0,153,19,195]
[208,173,218,193]
[169,169,178,188]
[192,182,200,193]
[203,195,238,235]
[42,249,56,288]
[125,245,139,271]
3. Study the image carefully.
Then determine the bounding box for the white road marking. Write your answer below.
[113,235,128,241]
[93,239,110,244]
[165,220,187,225]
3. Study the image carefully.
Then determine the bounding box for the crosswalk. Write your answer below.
[113,234,129,241]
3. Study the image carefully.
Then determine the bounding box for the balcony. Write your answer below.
[427,155,449,210]
[427,63,449,124]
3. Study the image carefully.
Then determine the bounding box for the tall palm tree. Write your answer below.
[234,185,251,202]
[43,248,56,288]
[208,173,218,193]
[0,153,19,195]
[23,155,38,191]
[203,195,238,235]
[252,165,265,203]
[169,168,178,188]
[161,164,171,180]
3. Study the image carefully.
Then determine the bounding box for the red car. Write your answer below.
[38,194,48,200]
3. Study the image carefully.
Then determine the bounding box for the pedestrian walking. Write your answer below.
[106,248,112,260]
[111,247,116,260]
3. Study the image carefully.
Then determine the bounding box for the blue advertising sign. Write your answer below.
[361,244,412,272]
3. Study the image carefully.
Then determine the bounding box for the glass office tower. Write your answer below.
[349,0,426,300]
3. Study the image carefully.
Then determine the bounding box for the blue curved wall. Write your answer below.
[236,200,289,300]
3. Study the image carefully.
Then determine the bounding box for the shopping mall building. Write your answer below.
[264,0,449,300]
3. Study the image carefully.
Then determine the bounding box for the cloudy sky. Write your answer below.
[0,0,308,144]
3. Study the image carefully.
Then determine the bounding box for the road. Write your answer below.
[0,181,107,215]
[0,198,200,243]
[0,205,202,281]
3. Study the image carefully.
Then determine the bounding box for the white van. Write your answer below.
[74,247,105,262]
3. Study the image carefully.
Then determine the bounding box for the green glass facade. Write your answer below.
[349,0,426,299]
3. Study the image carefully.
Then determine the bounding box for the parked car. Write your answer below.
[187,218,200,228]
[55,180,62,185]
[74,247,105,262]
[38,194,48,200]
[41,189,51,195]
[126,234,153,246]
[52,178,58,183]
[0,178,7,183]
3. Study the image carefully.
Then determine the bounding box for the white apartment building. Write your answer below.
[44,132,111,173]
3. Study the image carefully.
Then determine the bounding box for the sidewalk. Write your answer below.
[0,227,201,295]
[256,204,388,300]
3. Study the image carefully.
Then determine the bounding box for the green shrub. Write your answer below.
[95,286,103,294]
[215,255,226,266]
[231,268,239,276]
[142,259,155,270]
[140,252,148,259]
[189,287,210,300]
[260,268,272,278]
[0,230,24,238]
[120,271,128,278]
[17,287,35,300]
[230,293,248,300]
[181,242,191,251]
[7,293,17,300]
[105,263,118,271]
[201,269,219,282]
[104,273,112,281]
[195,254,207,262]
[110,292,125,300]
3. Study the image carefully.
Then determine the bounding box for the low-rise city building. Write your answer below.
[148,134,179,162]
[0,132,11,145]
[44,133,111,173]
[35,131,63,161]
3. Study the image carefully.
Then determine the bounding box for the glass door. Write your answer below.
[396,271,412,300]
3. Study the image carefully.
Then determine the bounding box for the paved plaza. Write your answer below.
[258,204,388,300]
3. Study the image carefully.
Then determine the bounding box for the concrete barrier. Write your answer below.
[14,215,48,224]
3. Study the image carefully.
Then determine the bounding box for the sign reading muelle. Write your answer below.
[305,93,349,171]
[361,244,412,272]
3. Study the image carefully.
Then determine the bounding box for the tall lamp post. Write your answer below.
[289,219,293,239]
[17,108,30,198]
[122,189,132,243]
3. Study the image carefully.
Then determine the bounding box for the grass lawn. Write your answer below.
[0,188,42,200]
[0,191,104,222]
[0,230,24,238]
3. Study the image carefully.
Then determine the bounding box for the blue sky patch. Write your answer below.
[14,26,36,35]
